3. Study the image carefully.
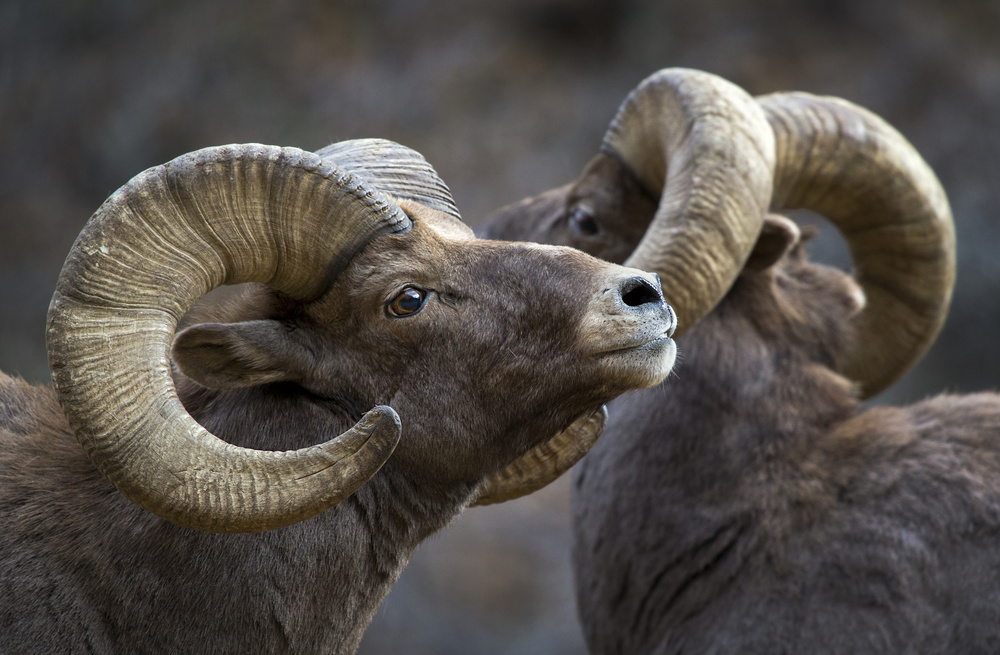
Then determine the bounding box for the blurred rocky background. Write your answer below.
[1,0,997,652]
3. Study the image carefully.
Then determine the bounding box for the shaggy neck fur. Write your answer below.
[0,373,475,655]
[179,380,476,653]
[572,272,862,653]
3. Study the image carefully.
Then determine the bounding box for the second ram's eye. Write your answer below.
[387,287,427,317]
[568,207,600,236]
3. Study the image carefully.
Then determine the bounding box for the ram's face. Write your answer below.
[302,201,677,482]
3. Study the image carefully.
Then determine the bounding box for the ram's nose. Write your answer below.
[619,274,662,307]
[615,274,677,337]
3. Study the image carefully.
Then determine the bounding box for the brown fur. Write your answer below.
[569,226,1000,654]
[0,203,674,653]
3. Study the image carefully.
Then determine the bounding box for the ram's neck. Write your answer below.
[301,459,472,653]
[175,381,474,652]
[658,314,858,477]
[576,313,862,652]
[598,338,835,525]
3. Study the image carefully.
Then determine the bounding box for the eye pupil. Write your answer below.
[388,287,426,317]
[569,207,600,236]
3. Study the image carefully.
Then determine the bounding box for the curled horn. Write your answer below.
[759,93,956,398]
[472,406,607,506]
[604,68,776,336]
[469,69,777,502]
[46,141,453,532]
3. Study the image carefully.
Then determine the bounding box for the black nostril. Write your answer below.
[620,276,663,308]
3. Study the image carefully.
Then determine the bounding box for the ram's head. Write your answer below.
[46,139,678,533]
[481,68,955,398]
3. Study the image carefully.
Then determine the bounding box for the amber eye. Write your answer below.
[568,206,600,236]
[387,286,427,317]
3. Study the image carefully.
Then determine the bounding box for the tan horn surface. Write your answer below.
[46,143,418,532]
[316,138,461,221]
[472,406,607,506]
[759,93,956,398]
[604,68,776,336]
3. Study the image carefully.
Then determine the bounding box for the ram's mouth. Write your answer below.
[596,329,675,355]
[593,303,677,356]
[592,328,677,389]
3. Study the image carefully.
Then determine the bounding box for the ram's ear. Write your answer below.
[743,213,801,272]
[173,320,311,389]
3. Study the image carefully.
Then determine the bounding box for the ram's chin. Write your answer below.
[600,336,677,389]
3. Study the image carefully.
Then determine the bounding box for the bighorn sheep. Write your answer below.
[0,139,682,653]
[482,69,1000,653]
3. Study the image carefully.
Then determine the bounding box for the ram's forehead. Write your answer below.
[391,198,610,272]
[334,200,475,286]
[511,240,611,274]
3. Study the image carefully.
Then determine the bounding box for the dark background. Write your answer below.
[2,1,998,652]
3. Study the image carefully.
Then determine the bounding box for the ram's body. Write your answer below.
[480,68,988,653]
[572,233,1000,653]
[0,140,677,653]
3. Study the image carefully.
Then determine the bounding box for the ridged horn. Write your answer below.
[317,138,460,220]
[604,68,776,335]
[468,70,776,500]
[759,93,956,398]
[472,406,607,506]
[45,142,441,533]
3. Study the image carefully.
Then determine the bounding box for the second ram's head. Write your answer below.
[480,68,955,399]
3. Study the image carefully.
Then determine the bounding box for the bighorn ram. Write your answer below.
[0,139,682,653]
[483,69,1000,653]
